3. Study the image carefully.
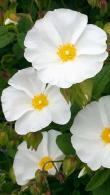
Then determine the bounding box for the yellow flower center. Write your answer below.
[32,94,48,110]
[57,43,77,62]
[38,156,53,171]
[101,128,110,143]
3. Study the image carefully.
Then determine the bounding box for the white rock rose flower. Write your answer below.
[24,8,108,88]
[13,130,64,186]
[71,96,110,171]
[1,67,71,135]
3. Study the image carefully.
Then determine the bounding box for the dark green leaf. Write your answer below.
[56,133,75,155]
[0,32,15,48]
[93,178,110,195]
[17,15,33,33]
[17,32,26,49]
[86,169,110,191]
[93,64,110,99]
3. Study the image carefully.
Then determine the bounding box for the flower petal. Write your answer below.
[1,86,32,121]
[41,130,64,174]
[25,47,58,70]
[45,9,88,43]
[13,142,37,186]
[24,17,62,49]
[71,135,104,170]
[99,96,110,127]
[46,86,71,124]
[38,52,107,88]
[70,101,104,139]
[15,109,52,135]
[102,145,110,168]
[46,130,63,158]
[8,67,45,97]
[76,24,107,55]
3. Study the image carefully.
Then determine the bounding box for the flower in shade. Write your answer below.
[24,8,108,88]
[1,67,71,135]
[13,130,64,185]
[71,96,110,171]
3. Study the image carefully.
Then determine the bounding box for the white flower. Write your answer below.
[24,9,108,88]
[1,67,71,135]
[71,96,110,171]
[13,130,64,186]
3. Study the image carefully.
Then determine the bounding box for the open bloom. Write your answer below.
[13,130,64,185]
[1,67,71,135]
[24,9,108,88]
[71,96,110,171]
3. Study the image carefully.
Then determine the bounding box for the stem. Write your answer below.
[43,160,63,173]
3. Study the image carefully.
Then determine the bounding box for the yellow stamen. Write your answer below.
[57,43,77,62]
[101,128,110,143]
[38,156,53,171]
[32,94,48,110]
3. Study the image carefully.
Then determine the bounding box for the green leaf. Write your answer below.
[17,32,26,49]
[0,31,15,48]
[0,26,8,36]
[93,178,110,195]
[86,169,110,191]
[56,133,75,155]
[93,64,110,99]
[17,15,33,33]
[12,43,24,59]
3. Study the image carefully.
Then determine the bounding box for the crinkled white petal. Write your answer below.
[102,145,110,168]
[99,96,110,127]
[39,130,64,174]
[46,130,62,158]
[70,101,104,139]
[24,17,62,49]
[13,142,37,186]
[71,135,104,170]
[44,9,88,43]
[46,86,71,124]
[8,67,45,97]
[76,24,107,55]
[1,86,32,121]
[24,47,58,70]
[15,109,52,135]
[38,52,107,88]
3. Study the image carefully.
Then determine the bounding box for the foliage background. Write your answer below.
[0,0,110,194]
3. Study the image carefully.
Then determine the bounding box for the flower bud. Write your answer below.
[23,132,43,150]
[35,169,47,185]
[87,0,98,7]
[4,12,19,25]
[56,172,65,183]
[78,167,87,178]
[63,156,77,176]
[104,23,110,35]
[0,131,8,146]
[98,0,108,14]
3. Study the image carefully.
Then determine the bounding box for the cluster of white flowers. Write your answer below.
[1,8,108,186]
